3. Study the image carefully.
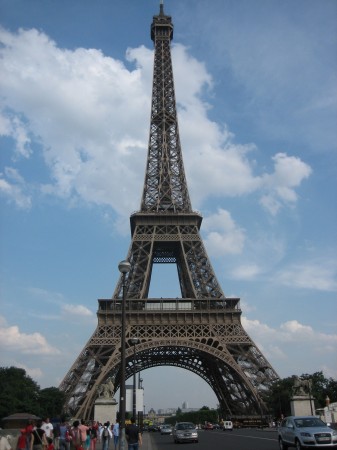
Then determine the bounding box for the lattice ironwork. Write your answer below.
[59,3,278,420]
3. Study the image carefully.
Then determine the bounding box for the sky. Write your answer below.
[0,0,336,413]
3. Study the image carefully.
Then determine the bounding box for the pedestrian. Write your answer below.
[17,430,27,450]
[59,421,70,450]
[30,420,48,450]
[24,420,34,450]
[78,421,89,448]
[71,421,82,450]
[125,417,142,450]
[46,438,54,450]
[112,421,119,450]
[41,419,53,440]
[0,436,12,450]
[88,422,98,450]
[99,423,111,450]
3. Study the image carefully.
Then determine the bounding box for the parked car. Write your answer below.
[161,425,173,435]
[204,423,214,430]
[173,422,199,444]
[278,416,337,449]
[223,421,233,431]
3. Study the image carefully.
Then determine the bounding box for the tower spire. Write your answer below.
[143,2,191,213]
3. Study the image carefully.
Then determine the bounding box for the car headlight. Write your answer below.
[332,431,337,437]
[300,432,312,437]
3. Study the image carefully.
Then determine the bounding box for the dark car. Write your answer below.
[173,422,198,444]
[278,416,337,449]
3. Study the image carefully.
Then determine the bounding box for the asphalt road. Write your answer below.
[147,428,279,450]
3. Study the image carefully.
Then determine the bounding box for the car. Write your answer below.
[278,416,337,449]
[173,422,199,444]
[161,424,173,435]
[204,423,214,430]
[223,421,233,431]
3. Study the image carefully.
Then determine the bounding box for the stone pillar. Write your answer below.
[290,395,315,416]
[94,398,118,424]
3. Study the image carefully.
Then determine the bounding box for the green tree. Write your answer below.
[39,387,66,419]
[0,367,41,419]
[265,371,337,419]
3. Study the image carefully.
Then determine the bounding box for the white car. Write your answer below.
[278,416,337,449]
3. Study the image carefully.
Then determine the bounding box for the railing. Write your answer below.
[98,297,241,312]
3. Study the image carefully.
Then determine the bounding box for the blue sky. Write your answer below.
[0,0,336,412]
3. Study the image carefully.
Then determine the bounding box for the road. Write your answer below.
[147,428,279,450]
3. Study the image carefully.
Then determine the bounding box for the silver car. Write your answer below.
[278,416,337,449]
[161,424,173,435]
[173,422,199,444]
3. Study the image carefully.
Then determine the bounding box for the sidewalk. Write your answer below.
[142,432,155,450]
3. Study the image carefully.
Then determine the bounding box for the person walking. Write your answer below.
[111,422,119,450]
[30,420,48,450]
[99,423,111,450]
[125,418,142,450]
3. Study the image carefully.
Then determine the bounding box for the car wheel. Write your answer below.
[278,438,288,450]
[295,440,302,450]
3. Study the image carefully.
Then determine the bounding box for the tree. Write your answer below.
[39,387,66,419]
[0,367,66,420]
[265,371,337,419]
[0,367,40,419]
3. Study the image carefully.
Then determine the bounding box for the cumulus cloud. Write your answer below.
[0,316,60,355]
[276,258,337,292]
[259,153,312,215]
[62,304,94,317]
[0,167,31,209]
[242,316,337,377]
[203,208,245,256]
[0,26,311,219]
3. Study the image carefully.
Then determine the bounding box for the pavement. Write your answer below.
[141,432,155,450]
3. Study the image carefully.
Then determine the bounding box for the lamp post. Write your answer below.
[129,337,140,420]
[118,260,131,450]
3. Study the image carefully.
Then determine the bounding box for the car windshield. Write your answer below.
[176,423,195,430]
[294,418,326,428]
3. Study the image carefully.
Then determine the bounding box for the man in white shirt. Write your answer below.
[41,418,54,439]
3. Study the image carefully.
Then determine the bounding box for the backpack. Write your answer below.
[102,428,109,439]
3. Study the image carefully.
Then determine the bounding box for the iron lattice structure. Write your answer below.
[59,3,279,419]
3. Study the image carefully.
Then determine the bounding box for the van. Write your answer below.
[223,421,233,431]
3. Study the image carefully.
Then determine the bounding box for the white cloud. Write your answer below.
[0,27,311,219]
[242,316,337,377]
[203,208,245,256]
[276,258,337,292]
[0,316,60,355]
[259,153,312,215]
[0,167,31,209]
[62,304,94,317]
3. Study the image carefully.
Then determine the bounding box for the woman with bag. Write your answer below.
[30,421,48,450]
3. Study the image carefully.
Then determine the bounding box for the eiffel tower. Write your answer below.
[59,2,279,420]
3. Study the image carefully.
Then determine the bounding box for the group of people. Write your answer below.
[12,417,141,450]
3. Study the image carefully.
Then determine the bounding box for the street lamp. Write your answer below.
[129,337,140,421]
[118,260,131,450]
